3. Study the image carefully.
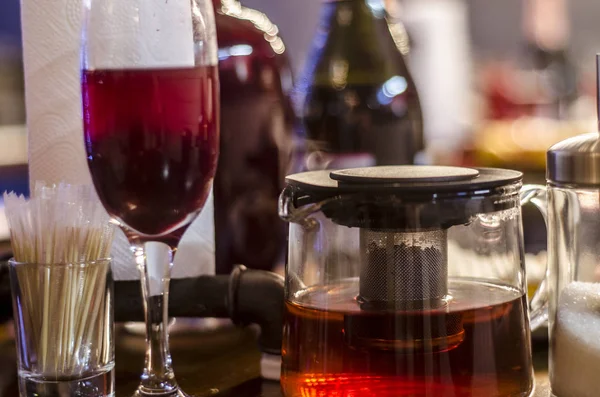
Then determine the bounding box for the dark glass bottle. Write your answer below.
[296,0,423,169]
[213,0,296,273]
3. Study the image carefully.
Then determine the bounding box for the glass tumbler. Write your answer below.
[8,258,114,397]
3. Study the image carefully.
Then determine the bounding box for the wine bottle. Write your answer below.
[296,0,423,169]
[212,0,296,273]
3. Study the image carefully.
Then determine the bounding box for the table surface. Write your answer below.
[0,322,552,397]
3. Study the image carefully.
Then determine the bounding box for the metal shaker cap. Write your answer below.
[547,132,600,186]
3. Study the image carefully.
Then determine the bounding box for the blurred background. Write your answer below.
[2,0,600,172]
[0,0,26,200]
[0,0,598,263]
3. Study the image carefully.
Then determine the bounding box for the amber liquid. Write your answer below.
[282,280,533,397]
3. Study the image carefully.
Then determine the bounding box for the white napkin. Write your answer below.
[85,0,194,70]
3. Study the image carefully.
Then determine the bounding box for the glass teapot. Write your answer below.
[278,165,542,397]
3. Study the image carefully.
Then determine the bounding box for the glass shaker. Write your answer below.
[532,132,600,397]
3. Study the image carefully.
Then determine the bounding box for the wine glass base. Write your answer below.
[132,388,190,397]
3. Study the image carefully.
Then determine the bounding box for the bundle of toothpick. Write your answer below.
[4,182,115,377]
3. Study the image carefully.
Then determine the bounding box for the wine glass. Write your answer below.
[81,1,219,396]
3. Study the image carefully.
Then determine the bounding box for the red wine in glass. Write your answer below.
[82,66,220,236]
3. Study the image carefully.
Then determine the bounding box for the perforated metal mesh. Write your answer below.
[359,229,448,305]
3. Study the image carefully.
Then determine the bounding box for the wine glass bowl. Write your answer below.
[81,1,219,396]
[82,66,219,237]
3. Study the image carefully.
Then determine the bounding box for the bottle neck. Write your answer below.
[306,0,408,87]
[523,0,569,51]
[318,0,386,30]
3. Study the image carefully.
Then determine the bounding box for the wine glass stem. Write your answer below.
[132,243,178,395]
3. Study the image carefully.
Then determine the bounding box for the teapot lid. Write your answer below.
[285,165,522,195]
[283,166,522,230]
[547,132,600,186]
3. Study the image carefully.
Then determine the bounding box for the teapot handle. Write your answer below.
[520,184,549,331]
